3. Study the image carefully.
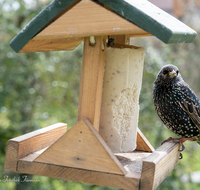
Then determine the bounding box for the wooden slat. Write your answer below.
[18,150,152,189]
[4,123,67,172]
[19,37,83,53]
[18,153,140,190]
[140,142,179,190]
[78,36,106,131]
[35,118,126,175]
[136,128,154,152]
[35,0,149,40]
[130,33,153,38]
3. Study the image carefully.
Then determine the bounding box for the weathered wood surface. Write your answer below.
[77,36,106,131]
[18,152,141,190]
[35,118,126,175]
[17,143,178,190]
[140,142,180,190]
[4,123,67,172]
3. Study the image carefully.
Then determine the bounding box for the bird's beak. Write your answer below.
[169,70,177,77]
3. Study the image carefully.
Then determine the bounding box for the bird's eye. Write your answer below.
[176,70,179,75]
[163,70,168,75]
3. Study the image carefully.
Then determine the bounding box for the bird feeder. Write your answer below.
[5,0,196,190]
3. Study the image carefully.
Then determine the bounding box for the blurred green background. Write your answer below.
[0,0,200,189]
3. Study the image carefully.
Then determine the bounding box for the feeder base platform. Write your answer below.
[5,120,180,190]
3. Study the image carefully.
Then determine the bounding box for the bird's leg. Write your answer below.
[162,137,197,150]
[161,137,185,151]
[161,137,197,159]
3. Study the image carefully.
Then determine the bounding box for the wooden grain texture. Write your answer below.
[78,36,106,131]
[36,0,149,40]
[19,37,83,53]
[115,152,151,179]
[4,123,67,172]
[140,142,180,190]
[4,140,19,172]
[35,118,126,175]
[18,154,140,190]
[136,128,154,152]
[10,0,80,53]
[99,0,196,43]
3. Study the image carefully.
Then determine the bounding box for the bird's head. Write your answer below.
[154,64,183,87]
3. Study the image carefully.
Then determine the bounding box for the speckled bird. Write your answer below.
[153,64,200,152]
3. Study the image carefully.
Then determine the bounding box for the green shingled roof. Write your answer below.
[10,0,197,53]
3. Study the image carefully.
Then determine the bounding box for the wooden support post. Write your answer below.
[78,36,106,131]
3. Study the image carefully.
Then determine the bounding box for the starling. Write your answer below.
[153,64,200,155]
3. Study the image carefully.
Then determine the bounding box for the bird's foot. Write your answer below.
[161,137,185,151]
[161,137,197,159]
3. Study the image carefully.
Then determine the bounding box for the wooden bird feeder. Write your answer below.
[5,0,197,190]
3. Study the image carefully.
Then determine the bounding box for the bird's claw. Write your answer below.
[161,137,187,159]
[178,141,185,152]
[179,152,183,160]
[162,137,186,150]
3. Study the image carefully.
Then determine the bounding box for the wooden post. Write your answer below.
[78,36,106,131]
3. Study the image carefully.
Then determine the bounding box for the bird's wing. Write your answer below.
[177,83,200,131]
[180,101,200,131]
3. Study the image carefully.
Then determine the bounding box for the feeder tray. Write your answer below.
[5,0,196,190]
[5,118,180,190]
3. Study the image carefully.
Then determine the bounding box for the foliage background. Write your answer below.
[0,0,200,189]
